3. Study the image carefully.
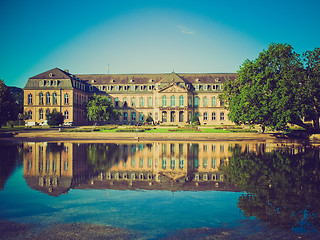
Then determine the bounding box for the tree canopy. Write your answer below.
[46,110,64,126]
[86,94,120,123]
[0,80,19,127]
[221,43,320,133]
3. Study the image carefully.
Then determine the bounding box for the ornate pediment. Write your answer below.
[159,84,188,93]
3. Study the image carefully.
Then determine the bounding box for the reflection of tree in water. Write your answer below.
[220,145,320,231]
[0,143,22,190]
[86,143,120,172]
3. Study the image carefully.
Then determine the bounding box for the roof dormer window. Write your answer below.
[130,79,135,83]
[196,78,200,82]
[110,79,115,83]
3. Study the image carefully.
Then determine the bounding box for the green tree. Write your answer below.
[145,115,154,124]
[190,115,200,125]
[0,80,18,127]
[46,111,64,126]
[86,94,119,124]
[220,146,320,231]
[221,43,319,133]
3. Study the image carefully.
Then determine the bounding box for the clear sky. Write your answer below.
[1,0,319,88]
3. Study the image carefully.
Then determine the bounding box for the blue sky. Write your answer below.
[1,0,319,88]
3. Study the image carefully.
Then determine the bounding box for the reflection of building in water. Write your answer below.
[23,141,305,195]
[23,142,89,196]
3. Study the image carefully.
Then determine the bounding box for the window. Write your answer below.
[139,97,144,107]
[148,97,152,107]
[162,96,167,107]
[179,96,184,107]
[46,109,50,117]
[123,112,128,121]
[194,97,199,107]
[131,97,135,107]
[131,112,136,121]
[220,100,224,107]
[203,158,208,168]
[123,98,128,108]
[46,93,50,105]
[28,94,33,105]
[115,98,119,107]
[204,85,208,90]
[53,93,57,105]
[195,85,200,90]
[64,110,69,120]
[171,96,175,107]
[162,157,167,169]
[64,93,69,104]
[27,110,32,120]
[212,112,216,120]
[170,158,175,169]
[39,93,44,105]
[139,113,144,121]
[220,112,225,121]
[39,109,44,120]
[179,158,184,169]
[212,97,216,106]
[188,96,192,106]
[212,158,216,168]
[162,111,167,122]
[203,97,207,107]
[203,112,208,121]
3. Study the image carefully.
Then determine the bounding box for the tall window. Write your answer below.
[220,112,225,120]
[64,110,69,120]
[64,93,69,104]
[53,93,57,105]
[46,93,50,105]
[139,97,144,107]
[46,109,50,117]
[171,96,175,107]
[148,97,152,107]
[203,97,207,107]
[39,93,44,105]
[39,109,44,120]
[115,98,119,107]
[123,97,128,108]
[162,111,167,122]
[188,96,192,106]
[131,112,136,121]
[212,97,216,106]
[27,110,32,120]
[203,112,208,121]
[162,96,167,107]
[139,113,144,121]
[212,112,216,120]
[131,97,135,107]
[179,96,184,107]
[123,112,128,121]
[194,97,199,107]
[28,94,33,105]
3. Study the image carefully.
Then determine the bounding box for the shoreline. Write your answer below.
[1,129,295,143]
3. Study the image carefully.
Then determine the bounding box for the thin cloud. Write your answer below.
[177,26,196,35]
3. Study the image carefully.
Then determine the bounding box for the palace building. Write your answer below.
[24,68,237,126]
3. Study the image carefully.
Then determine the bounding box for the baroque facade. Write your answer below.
[24,68,237,125]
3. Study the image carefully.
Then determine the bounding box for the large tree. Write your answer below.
[46,110,64,126]
[86,94,119,123]
[0,80,19,127]
[221,43,320,133]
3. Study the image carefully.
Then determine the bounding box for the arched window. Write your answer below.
[53,93,57,105]
[39,93,44,105]
[162,111,167,122]
[203,112,208,121]
[194,97,199,107]
[46,109,50,117]
[220,112,225,120]
[46,93,50,105]
[188,96,192,106]
[203,97,207,107]
[179,96,184,107]
[171,96,175,107]
[212,112,216,120]
[39,109,44,120]
[64,93,69,104]
[64,110,69,120]
[115,98,119,107]
[139,97,144,107]
[123,98,128,108]
[131,112,136,121]
[28,94,33,105]
[212,97,216,106]
[27,110,32,120]
[131,97,135,107]
[162,96,167,107]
